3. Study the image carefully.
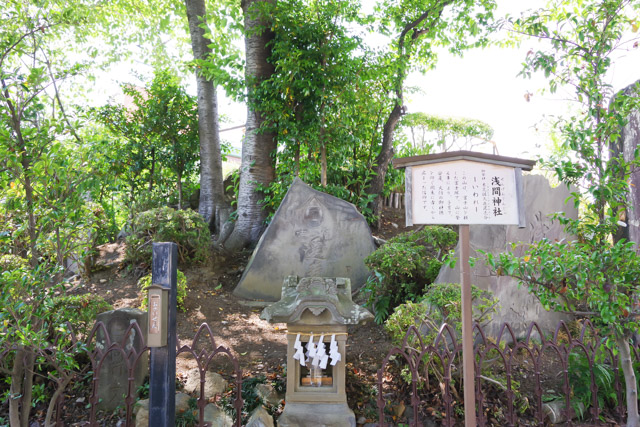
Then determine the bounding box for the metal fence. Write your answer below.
[2,319,639,426]
[0,320,244,426]
[376,320,639,426]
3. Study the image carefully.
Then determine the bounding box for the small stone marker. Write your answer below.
[233,178,376,301]
[95,308,148,411]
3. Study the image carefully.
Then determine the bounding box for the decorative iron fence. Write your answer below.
[2,319,640,426]
[376,320,640,426]
[0,321,244,426]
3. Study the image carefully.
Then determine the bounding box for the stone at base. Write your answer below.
[278,403,355,427]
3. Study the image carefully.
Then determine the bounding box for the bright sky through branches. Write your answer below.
[406,0,640,158]
[94,0,640,160]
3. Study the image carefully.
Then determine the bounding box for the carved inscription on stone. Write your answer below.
[234,179,376,301]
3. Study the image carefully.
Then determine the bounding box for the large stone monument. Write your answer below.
[95,308,149,410]
[435,174,579,335]
[233,178,377,301]
[610,80,640,250]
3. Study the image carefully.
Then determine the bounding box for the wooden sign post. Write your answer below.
[149,242,178,427]
[394,151,535,426]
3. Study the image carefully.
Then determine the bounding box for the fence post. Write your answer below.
[148,242,177,427]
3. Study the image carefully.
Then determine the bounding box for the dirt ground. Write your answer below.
[75,206,415,380]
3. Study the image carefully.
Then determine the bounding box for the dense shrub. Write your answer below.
[50,294,112,336]
[384,282,498,346]
[383,283,499,405]
[0,254,29,271]
[125,207,210,268]
[138,269,188,311]
[363,226,458,323]
[0,262,114,424]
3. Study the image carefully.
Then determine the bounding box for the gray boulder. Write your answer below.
[436,174,578,336]
[233,178,376,301]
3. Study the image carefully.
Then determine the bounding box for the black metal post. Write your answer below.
[149,242,177,427]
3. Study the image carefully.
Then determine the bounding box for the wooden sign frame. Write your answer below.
[394,151,535,427]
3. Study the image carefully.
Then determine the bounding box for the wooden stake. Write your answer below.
[459,225,476,426]
[149,242,178,427]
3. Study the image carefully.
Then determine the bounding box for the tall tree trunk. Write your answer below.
[224,0,277,250]
[9,347,25,427]
[366,103,402,228]
[177,169,183,210]
[365,1,453,228]
[3,78,40,265]
[616,335,640,427]
[184,0,228,232]
[320,143,327,187]
[9,347,35,427]
[294,141,300,177]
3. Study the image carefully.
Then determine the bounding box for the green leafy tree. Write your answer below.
[95,69,200,215]
[1,1,187,424]
[396,112,495,156]
[365,0,497,226]
[254,0,382,220]
[486,1,640,425]
[203,0,498,244]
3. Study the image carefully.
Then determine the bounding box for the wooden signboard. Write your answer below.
[394,151,535,427]
[408,160,521,226]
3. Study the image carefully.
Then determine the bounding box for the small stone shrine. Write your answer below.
[261,276,373,427]
[233,178,376,301]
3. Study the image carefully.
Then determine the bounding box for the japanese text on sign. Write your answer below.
[411,160,519,225]
[149,294,161,335]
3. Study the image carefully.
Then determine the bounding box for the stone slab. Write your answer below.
[95,308,148,411]
[277,402,355,427]
[435,174,578,336]
[611,80,640,250]
[233,178,376,301]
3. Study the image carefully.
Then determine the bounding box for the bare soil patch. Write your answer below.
[64,207,411,424]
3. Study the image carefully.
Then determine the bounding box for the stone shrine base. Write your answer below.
[277,403,356,427]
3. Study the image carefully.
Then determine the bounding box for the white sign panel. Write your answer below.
[411,160,519,225]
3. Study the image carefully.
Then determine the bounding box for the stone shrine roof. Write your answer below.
[261,276,373,325]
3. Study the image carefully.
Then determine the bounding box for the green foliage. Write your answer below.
[255,0,385,223]
[486,236,640,335]
[384,283,498,346]
[485,0,640,342]
[219,375,280,425]
[138,270,188,312]
[396,112,495,157]
[93,68,202,217]
[0,254,29,272]
[175,396,199,427]
[0,262,93,424]
[125,207,211,268]
[50,294,112,336]
[363,226,458,323]
[488,0,640,420]
[567,350,618,419]
[384,283,498,408]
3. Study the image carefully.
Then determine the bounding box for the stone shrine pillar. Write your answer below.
[261,276,373,427]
